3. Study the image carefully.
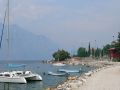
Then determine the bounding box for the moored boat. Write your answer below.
[58,68,81,73]
[12,71,42,81]
[52,63,66,66]
[48,71,68,76]
[8,64,42,81]
[0,72,27,84]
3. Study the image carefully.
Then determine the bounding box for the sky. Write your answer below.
[0,0,120,51]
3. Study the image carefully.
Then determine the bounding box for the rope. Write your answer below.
[0,7,7,48]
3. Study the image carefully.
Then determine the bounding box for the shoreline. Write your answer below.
[78,65,120,90]
[46,59,116,90]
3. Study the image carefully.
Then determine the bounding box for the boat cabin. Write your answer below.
[12,71,32,76]
[0,72,15,77]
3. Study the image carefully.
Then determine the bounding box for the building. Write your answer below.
[108,48,120,60]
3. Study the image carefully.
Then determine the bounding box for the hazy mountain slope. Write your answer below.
[0,24,58,60]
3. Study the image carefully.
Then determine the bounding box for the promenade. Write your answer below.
[78,65,120,90]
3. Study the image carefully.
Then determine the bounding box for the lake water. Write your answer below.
[0,61,94,90]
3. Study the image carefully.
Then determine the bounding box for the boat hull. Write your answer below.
[0,77,27,84]
[12,71,42,81]
[58,69,80,73]
[48,71,68,76]
[25,74,42,81]
[52,63,66,66]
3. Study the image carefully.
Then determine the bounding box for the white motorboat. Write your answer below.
[58,68,81,73]
[8,64,42,81]
[48,71,68,76]
[12,71,42,81]
[0,69,42,83]
[52,63,66,66]
[0,72,27,84]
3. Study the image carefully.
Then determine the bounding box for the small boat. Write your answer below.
[48,71,68,76]
[8,64,42,81]
[0,72,27,84]
[12,71,42,81]
[52,63,66,66]
[58,69,81,73]
[0,70,42,83]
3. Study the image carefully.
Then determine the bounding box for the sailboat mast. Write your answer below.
[7,0,10,60]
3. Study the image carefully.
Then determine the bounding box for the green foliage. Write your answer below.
[91,48,95,58]
[101,49,104,57]
[114,32,120,54]
[102,44,111,55]
[77,47,87,57]
[112,58,120,62]
[111,32,120,54]
[52,49,70,61]
[118,32,120,42]
[88,42,91,57]
[114,42,120,54]
[95,48,101,58]
[91,48,102,58]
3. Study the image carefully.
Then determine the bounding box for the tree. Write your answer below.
[77,47,87,57]
[88,42,91,57]
[114,32,120,54]
[91,48,95,58]
[95,48,101,58]
[111,32,120,54]
[101,49,104,57]
[53,49,70,61]
[102,44,111,55]
[118,32,120,42]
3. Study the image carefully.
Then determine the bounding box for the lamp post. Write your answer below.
[112,36,114,41]
[95,40,97,49]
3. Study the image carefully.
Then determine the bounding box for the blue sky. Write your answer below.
[0,0,120,50]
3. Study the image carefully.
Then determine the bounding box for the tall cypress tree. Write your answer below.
[95,48,100,58]
[92,48,95,58]
[118,32,120,42]
[115,32,120,54]
[88,42,91,57]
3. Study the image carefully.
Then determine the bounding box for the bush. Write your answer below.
[52,49,70,61]
[77,47,87,57]
[112,58,120,62]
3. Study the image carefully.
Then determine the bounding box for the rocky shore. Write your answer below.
[45,57,114,68]
[46,58,117,90]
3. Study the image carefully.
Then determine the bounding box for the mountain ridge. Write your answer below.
[0,24,58,60]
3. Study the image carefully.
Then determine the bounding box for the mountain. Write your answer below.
[0,24,58,60]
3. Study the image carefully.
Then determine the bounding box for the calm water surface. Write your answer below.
[0,61,94,90]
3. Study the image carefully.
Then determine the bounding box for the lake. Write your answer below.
[0,61,94,90]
